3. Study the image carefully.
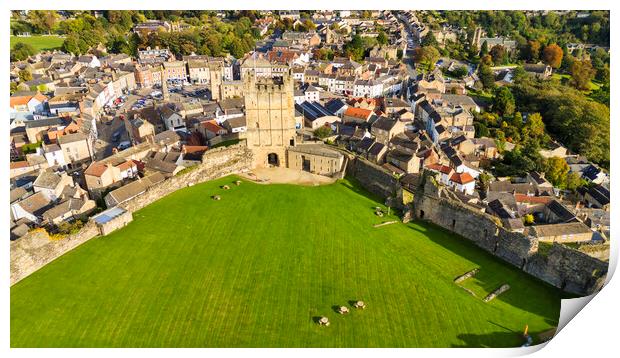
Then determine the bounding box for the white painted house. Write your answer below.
[353,79,383,98]
[449,172,476,195]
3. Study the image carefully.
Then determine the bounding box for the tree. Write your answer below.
[480,40,489,57]
[524,113,545,138]
[62,35,81,55]
[450,66,468,79]
[314,126,332,139]
[10,82,18,95]
[413,46,440,72]
[489,45,507,65]
[493,86,515,116]
[396,48,403,60]
[511,111,523,128]
[28,10,58,34]
[512,74,609,168]
[377,31,388,45]
[565,172,584,191]
[474,122,490,137]
[18,69,32,82]
[478,63,495,90]
[595,63,610,84]
[525,40,541,62]
[543,156,569,188]
[344,34,365,61]
[478,172,492,191]
[569,59,596,90]
[479,54,493,66]
[11,42,36,61]
[523,214,535,225]
[542,44,563,68]
[511,66,527,84]
[421,31,438,47]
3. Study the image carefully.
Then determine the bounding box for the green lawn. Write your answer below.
[10,176,561,347]
[10,35,65,52]
[551,73,600,92]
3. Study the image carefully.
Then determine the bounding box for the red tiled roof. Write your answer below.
[84,162,108,177]
[183,145,209,154]
[33,92,48,102]
[514,194,554,204]
[10,96,31,108]
[348,97,383,106]
[116,160,136,171]
[450,172,475,185]
[267,50,299,63]
[10,92,47,108]
[201,120,225,134]
[343,107,373,120]
[426,163,452,175]
[10,161,29,169]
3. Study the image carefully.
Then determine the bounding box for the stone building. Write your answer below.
[93,207,133,236]
[243,70,297,168]
[57,132,93,166]
[529,222,594,244]
[287,145,345,176]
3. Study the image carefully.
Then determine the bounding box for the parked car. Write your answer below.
[111,132,121,142]
[117,141,132,150]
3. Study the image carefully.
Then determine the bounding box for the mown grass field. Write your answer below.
[10,176,561,347]
[10,35,65,52]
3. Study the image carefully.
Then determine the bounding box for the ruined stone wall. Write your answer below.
[415,187,502,253]
[120,144,252,212]
[413,172,608,296]
[525,244,608,295]
[10,221,99,285]
[346,156,401,200]
[11,144,253,286]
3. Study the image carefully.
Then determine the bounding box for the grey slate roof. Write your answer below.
[33,169,63,190]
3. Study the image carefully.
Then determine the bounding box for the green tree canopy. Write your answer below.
[493,86,515,116]
[11,42,36,61]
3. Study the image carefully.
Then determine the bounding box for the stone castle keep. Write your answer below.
[241,69,346,174]
[243,70,297,168]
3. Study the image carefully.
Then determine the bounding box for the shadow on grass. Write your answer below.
[488,320,518,333]
[338,178,384,203]
[451,330,530,348]
[311,316,324,324]
[407,223,562,322]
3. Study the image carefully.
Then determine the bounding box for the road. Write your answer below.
[393,11,420,97]
[93,94,141,160]
[398,15,419,79]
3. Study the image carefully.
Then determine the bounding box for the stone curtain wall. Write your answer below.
[120,144,252,212]
[10,221,99,285]
[346,156,402,200]
[525,244,608,295]
[413,172,608,296]
[10,144,253,286]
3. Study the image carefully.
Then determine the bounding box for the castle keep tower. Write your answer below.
[208,62,222,101]
[244,69,296,168]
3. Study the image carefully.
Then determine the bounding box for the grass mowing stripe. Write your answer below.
[11,176,561,347]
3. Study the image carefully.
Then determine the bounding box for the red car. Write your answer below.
[119,114,126,120]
